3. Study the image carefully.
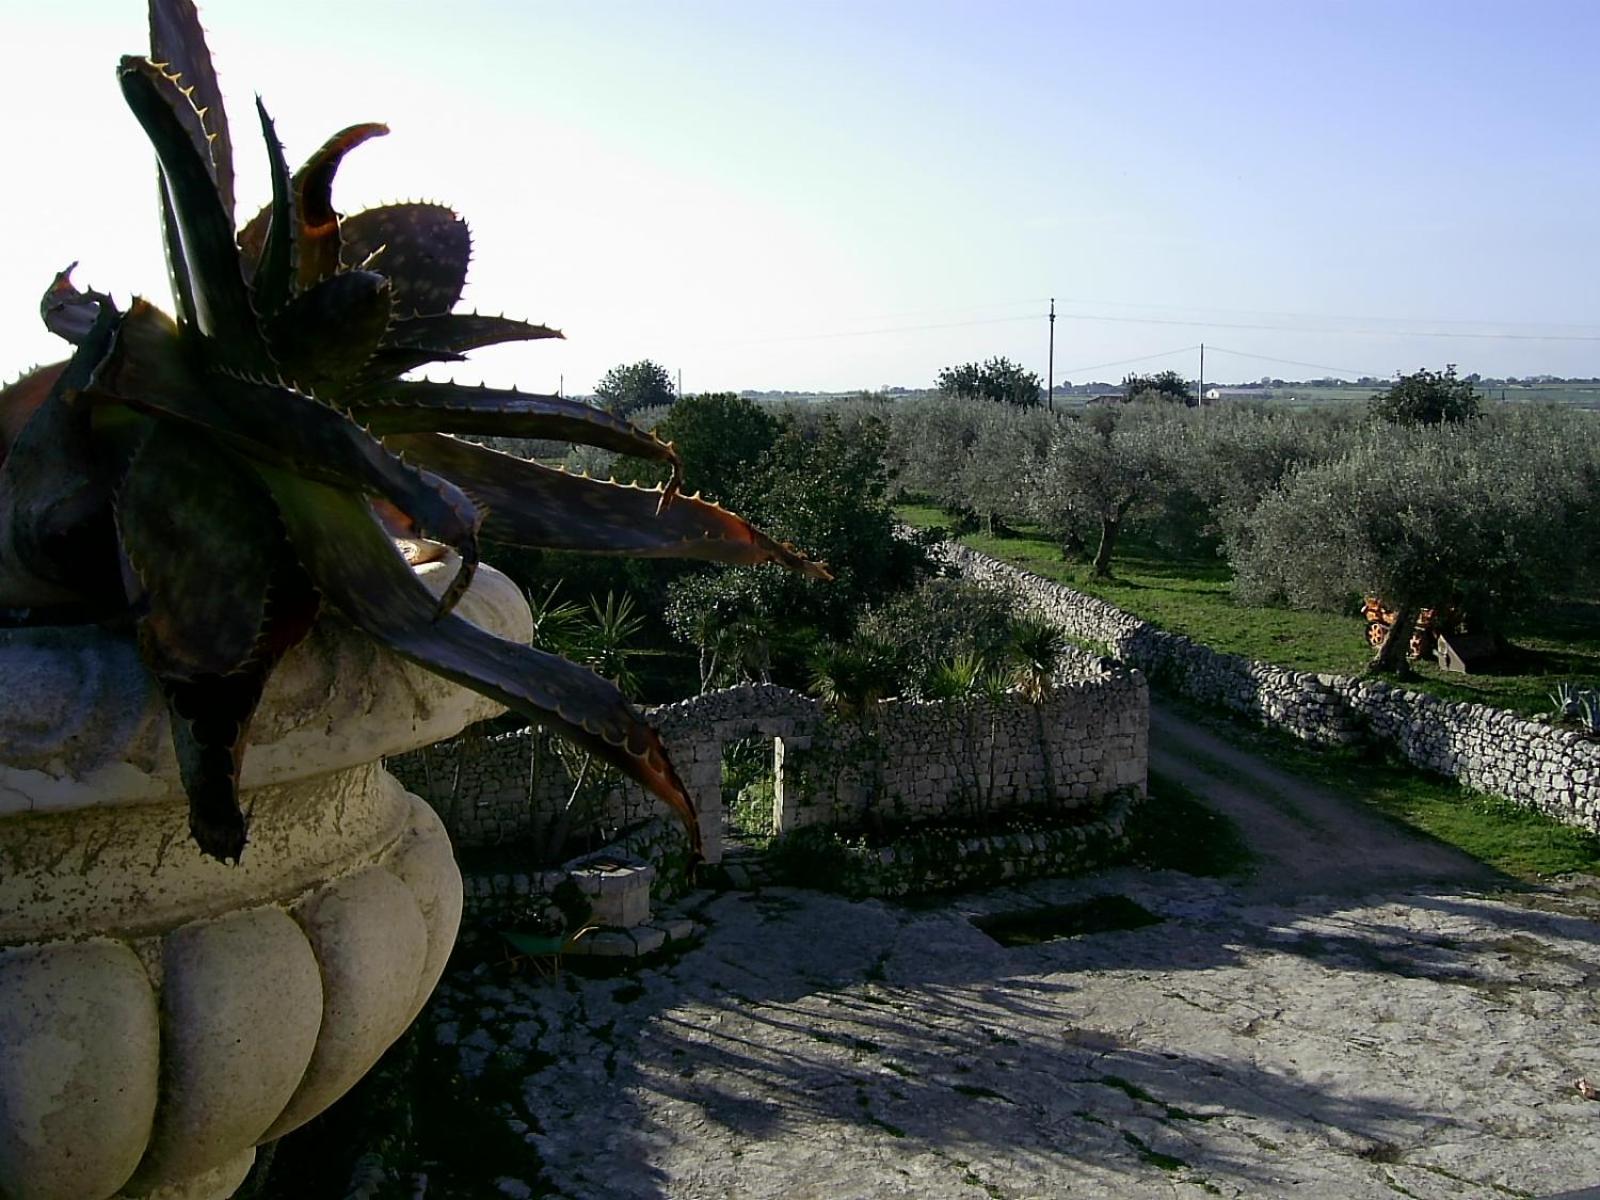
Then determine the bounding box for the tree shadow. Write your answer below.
[431,868,1596,1199]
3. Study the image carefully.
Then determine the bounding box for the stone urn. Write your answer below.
[0,556,532,1200]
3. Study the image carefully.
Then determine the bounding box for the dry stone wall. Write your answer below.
[775,666,1146,832]
[939,541,1600,833]
[389,668,1149,862]
[387,684,821,862]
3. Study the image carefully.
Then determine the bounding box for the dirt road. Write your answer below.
[1149,700,1505,900]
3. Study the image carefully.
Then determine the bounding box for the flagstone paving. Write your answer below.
[427,704,1600,1199]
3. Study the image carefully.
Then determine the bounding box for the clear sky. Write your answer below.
[5,1,1600,393]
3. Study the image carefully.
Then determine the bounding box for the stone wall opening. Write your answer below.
[720,733,778,846]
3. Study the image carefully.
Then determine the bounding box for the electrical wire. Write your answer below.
[716,313,1036,347]
[1056,345,1197,377]
[1201,344,1383,380]
[1055,308,1600,342]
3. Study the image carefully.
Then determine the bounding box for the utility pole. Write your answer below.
[558,373,563,399]
[1047,298,1056,412]
[1197,343,1205,406]
[677,368,683,400]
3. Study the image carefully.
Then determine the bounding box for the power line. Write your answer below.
[1057,345,1198,377]
[1055,308,1600,343]
[1049,294,1600,335]
[716,313,1036,347]
[1202,344,1383,381]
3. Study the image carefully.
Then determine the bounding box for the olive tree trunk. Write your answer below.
[1091,515,1121,579]
[1368,604,1418,677]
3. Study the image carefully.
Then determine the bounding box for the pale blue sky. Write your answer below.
[5,1,1599,392]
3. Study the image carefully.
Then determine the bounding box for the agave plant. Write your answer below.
[0,0,826,862]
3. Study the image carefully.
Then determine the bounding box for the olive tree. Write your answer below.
[1231,408,1597,673]
[955,402,1058,533]
[1024,406,1175,577]
[893,394,1056,531]
[1172,403,1364,550]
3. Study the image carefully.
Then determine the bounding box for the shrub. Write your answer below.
[857,576,1020,690]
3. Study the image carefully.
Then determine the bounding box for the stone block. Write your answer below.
[567,857,654,928]
[654,917,697,942]
[574,930,637,959]
[628,926,667,955]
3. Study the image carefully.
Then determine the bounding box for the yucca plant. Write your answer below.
[1008,615,1068,703]
[0,0,825,863]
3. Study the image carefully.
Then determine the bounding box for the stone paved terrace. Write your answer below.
[423,706,1600,1200]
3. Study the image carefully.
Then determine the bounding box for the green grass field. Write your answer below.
[898,503,1600,718]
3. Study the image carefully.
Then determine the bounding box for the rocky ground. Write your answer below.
[424,705,1600,1199]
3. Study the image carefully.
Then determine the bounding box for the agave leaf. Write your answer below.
[351,316,559,389]
[115,425,281,678]
[340,203,471,315]
[383,313,563,356]
[236,205,269,276]
[161,572,314,863]
[354,345,470,386]
[355,382,681,475]
[266,270,392,398]
[260,470,701,854]
[39,264,107,345]
[250,97,296,320]
[148,0,234,221]
[0,362,67,466]
[118,57,262,362]
[160,183,199,330]
[385,432,831,578]
[91,300,481,608]
[294,123,390,289]
[0,305,126,608]
[162,668,265,862]
[136,457,318,864]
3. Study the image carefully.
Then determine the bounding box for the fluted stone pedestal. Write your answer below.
[0,557,532,1200]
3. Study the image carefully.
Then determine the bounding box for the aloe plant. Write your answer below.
[0,0,826,863]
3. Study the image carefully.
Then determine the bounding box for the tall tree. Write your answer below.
[937,356,1042,407]
[665,413,938,686]
[1121,369,1194,406]
[1369,365,1481,426]
[593,359,675,417]
[621,392,778,503]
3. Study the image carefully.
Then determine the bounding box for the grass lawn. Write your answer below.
[899,502,1600,718]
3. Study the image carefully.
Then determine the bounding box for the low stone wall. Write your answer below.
[390,667,1149,864]
[388,685,823,863]
[774,667,1147,832]
[940,541,1600,833]
[767,789,1139,898]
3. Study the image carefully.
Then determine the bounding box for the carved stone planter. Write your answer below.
[0,558,532,1200]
